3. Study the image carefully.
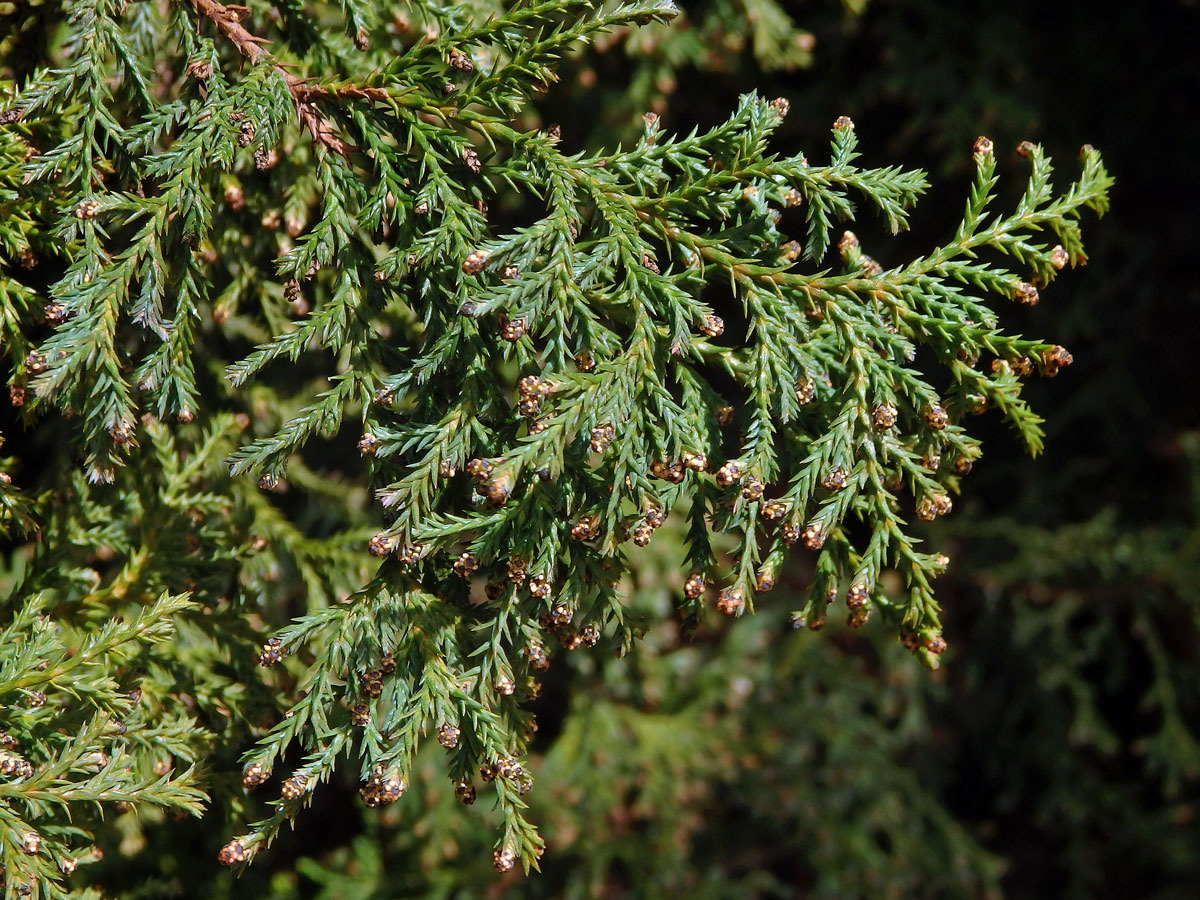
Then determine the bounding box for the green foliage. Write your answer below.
[0,0,1151,897]
[0,420,258,896]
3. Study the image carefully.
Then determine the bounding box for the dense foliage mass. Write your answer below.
[3,0,1191,898]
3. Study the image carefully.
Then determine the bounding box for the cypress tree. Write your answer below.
[0,1,1115,895]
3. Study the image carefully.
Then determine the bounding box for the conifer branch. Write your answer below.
[188,0,361,156]
[0,0,1112,884]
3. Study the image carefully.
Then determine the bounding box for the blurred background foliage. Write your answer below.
[3,0,1198,897]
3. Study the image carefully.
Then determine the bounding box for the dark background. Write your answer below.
[766,2,1200,896]
[548,1,1200,897]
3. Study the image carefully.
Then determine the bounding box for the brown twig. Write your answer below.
[188,0,366,157]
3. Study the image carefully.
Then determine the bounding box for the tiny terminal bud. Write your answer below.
[499,313,527,342]
[716,587,744,615]
[461,249,489,275]
[715,461,742,488]
[242,762,270,790]
[218,840,249,866]
[447,48,474,72]
[494,847,517,873]
[1013,282,1040,306]
[801,522,825,550]
[456,780,477,804]
[924,405,949,430]
[280,773,310,801]
[872,405,897,429]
